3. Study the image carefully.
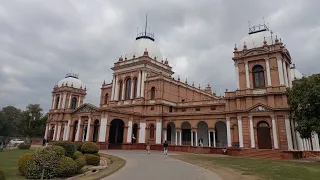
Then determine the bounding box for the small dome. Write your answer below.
[131,38,163,60]
[238,30,282,51]
[58,73,84,89]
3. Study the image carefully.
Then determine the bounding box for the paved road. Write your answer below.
[101,150,223,180]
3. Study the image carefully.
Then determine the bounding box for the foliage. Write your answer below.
[53,142,76,157]
[18,143,31,149]
[73,151,83,159]
[84,154,100,166]
[49,145,65,157]
[0,167,5,180]
[18,153,33,175]
[287,74,320,138]
[75,156,86,171]
[74,142,84,151]
[24,148,59,179]
[81,142,99,154]
[56,157,77,177]
[0,106,22,137]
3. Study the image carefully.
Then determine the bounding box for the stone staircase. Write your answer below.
[236,149,284,160]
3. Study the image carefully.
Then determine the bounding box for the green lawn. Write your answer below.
[0,149,34,180]
[172,154,320,180]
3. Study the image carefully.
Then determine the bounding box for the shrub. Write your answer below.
[75,156,86,171]
[84,154,100,166]
[0,167,5,180]
[73,151,83,159]
[81,142,99,154]
[53,142,75,157]
[50,146,65,157]
[94,153,100,157]
[56,157,77,177]
[74,142,84,151]
[18,143,31,149]
[18,153,33,175]
[25,149,60,179]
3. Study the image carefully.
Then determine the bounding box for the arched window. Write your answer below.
[149,124,155,139]
[125,78,131,100]
[118,81,123,100]
[253,65,265,88]
[104,93,108,104]
[133,78,138,98]
[93,120,100,142]
[150,87,156,100]
[55,96,60,109]
[70,97,77,109]
[169,106,173,113]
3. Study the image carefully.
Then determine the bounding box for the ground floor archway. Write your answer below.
[72,121,78,142]
[132,123,138,143]
[215,121,227,147]
[108,119,124,144]
[93,120,100,142]
[197,121,209,147]
[181,122,191,146]
[167,122,176,145]
[257,121,272,149]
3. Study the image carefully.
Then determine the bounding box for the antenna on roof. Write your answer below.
[145,13,148,36]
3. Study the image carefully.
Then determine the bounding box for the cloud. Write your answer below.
[0,0,319,111]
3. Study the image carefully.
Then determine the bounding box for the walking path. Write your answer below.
[100,150,223,180]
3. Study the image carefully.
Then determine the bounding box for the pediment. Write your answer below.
[243,49,268,57]
[247,103,274,112]
[73,103,100,114]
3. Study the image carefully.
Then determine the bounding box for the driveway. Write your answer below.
[100,150,223,180]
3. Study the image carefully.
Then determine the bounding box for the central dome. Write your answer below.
[238,30,282,51]
[131,37,163,60]
[58,73,84,89]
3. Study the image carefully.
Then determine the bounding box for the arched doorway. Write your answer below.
[167,122,176,145]
[215,121,227,147]
[72,121,78,142]
[108,119,124,144]
[132,123,138,143]
[257,121,272,149]
[197,121,209,147]
[181,122,191,146]
[93,120,100,142]
[60,125,65,141]
[82,120,88,142]
[49,126,54,141]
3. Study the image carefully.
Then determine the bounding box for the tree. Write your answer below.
[0,106,22,136]
[287,74,320,138]
[22,104,43,138]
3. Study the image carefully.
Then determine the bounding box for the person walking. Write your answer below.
[163,140,168,155]
[146,141,150,154]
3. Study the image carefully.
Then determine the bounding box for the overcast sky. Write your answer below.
[0,0,319,112]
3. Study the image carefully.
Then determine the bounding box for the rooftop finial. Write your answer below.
[136,14,154,41]
[145,13,148,36]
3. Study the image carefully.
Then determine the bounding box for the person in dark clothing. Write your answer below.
[163,140,168,155]
[42,138,46,146]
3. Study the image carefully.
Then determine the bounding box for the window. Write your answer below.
[151,87,156,100]
[211,106,216,111]
[125,78,131,100]
[55,96,60,109]
[104,93,108,104]
[151,107,154,110]
[149,124,155,139]
[182,108,186,112]
[70,97,77,109]
[169,106,173,113]
[118,81,123,100]
[133,78,138,98]
[196,108,200,111]
[181,99,185,102]
[253,65,265,88]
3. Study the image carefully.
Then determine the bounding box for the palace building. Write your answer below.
[44,21,320,159]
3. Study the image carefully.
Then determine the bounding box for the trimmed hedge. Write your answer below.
[50,146,65,157]
[56,157,77,177]
[84,154,100,166]
[75,156,86,171]
[0,167,5,180]
[53,142,75,157]
[73,151,83,159]
[25,149,60,179]
[74,142,84,151]
[18,153,33,175]
[81,142,99,154]
[18,143,31,149]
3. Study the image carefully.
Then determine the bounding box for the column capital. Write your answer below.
[248,115,253,119]
[284,115,290,119]
[226,117,230,121]
[270,114,276,119]
[237,116,242,121]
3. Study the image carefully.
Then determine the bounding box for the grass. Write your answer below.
[0,148,34,180]
[172,154,320,180]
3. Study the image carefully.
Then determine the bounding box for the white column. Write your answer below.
[56,123,62,141]
[284,116,293,150]
[114,75,119,101]
[226,118,232,147]
[213,131,216,147]
[237,116,244,148]
[314,133,320,151]
[51,95,56,109]
[191,131,193,146]
[156,119,162,144]
[98,116,107,142]
[77,96,81,107]
[290,120,297,150]
[265,58,272,86]
[111,75,116,101]
[62,124,67,141]
[127,120,133,143]
[245,61,250,88]
[208,131,211,147]
[53,123,58,141]
[271,115,279,149]
[61,93,67,109]
[164,129,167,141]
[296,131,304,151]
[195,131,198,146]
[138,121,146,143]
[58,94,62,109]
[68,94,72,109]
[287,65,292,87]
[235,63,240,90]
[277,58,284,85]
[249,116,255,148]
[179,131,182,145]
[85,118,91,141]
[141,71,146,97]
[137,71,141,98]
[121,82,125,100]
[130,79,134,99]
[175,131,178,145]
[44,124,49,139]
[283,60,289,87]
[308,138,312,150]
[64,120,71,141]
[75,119,81,141]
